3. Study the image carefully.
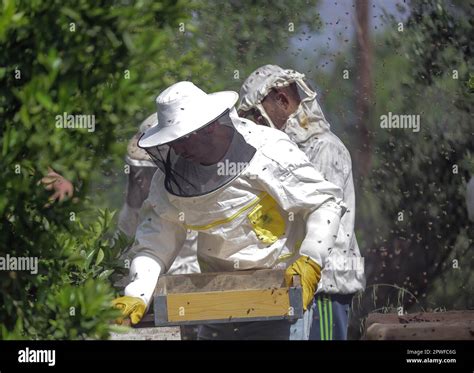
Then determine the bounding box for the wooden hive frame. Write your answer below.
[152,269,303,326]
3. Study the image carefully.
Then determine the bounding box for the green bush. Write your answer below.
[1,207,130,340]
[0,0,206,339]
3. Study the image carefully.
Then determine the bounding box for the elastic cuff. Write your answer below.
[125,256,162,308]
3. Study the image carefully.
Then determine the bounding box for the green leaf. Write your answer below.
[84,248,97,269]
[95,248,105,266]
[35,92,53,110]
[98,269,114,279]
[60,7,82,22]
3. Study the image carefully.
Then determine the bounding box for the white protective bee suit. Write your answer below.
[238,65,366,295]
[124,81,346,312]
[117,113,199,275]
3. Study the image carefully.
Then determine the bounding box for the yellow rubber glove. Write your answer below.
[112,296,146,325]
[285,256,321,311]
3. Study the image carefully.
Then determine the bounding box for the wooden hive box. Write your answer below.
[363,311,474,340]
[152,269,303,326]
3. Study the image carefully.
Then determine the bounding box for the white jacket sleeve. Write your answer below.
[125,171,187,306]
[306,138,357,256]
[254,138,346,267]
[307,139,352,192]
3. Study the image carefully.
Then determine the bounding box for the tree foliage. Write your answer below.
[0,0,206,339]
[190,0,321,90]
[362,0,473,308]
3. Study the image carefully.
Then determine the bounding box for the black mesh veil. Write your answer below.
[139,111,256,197]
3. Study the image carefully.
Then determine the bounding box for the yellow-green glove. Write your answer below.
[285,256,321,311]
[112,296,146,325]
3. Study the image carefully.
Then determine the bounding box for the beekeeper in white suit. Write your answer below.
[113,81,346,340]
[117,114,199,275]
[238,65,366,340]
